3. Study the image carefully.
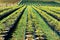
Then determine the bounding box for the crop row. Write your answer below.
[10,5,27,40]
[0,4,60,40]
[32,6,60,40]
[28,6,47,40]
[0,5,26,40]
[34,5,60,21]
[0,5,25,20]
[25,6,35,40]
[32,6,60,35]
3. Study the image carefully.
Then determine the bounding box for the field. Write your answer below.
[0,1,60,40]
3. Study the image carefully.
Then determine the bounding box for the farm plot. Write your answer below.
[0,2,60,40]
